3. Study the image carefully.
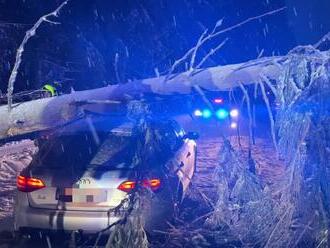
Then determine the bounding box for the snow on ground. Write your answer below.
[193,134,285,201]
[0,140,36,231]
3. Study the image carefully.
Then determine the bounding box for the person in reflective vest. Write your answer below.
[42,84,57,97]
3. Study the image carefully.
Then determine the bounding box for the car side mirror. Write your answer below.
[183,132,199,140]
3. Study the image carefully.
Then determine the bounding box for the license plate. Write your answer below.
[64,188,107,203]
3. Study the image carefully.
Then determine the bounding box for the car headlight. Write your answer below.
[230,122,238,129]
[229,109,239,118]
[193,109,203,117]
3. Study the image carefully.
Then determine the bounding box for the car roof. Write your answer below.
[40,115,184,140]
[44,115,131,137]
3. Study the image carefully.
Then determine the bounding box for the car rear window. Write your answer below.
[88,134,136,170]
[32,132,99,169]
[31,131,136,171]
[30,118,185,171]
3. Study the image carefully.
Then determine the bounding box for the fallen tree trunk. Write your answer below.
[0,48,327,141]
[0,56,279,140]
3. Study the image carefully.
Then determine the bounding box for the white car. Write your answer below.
[14,117,197,242]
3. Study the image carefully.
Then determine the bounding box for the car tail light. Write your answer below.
[17,175,46,192]
[117,180,136,193]
[117,179,161,193]
[143,179,161,191]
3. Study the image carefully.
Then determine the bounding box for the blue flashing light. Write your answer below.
[216,109,229,120]
[202,109,212,119]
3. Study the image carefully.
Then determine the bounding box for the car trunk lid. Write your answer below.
[27,168,132,211]
[26,126,136,211]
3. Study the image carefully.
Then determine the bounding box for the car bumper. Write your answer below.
[14,194,122,234]
[15,207,122,234]
[14,192,175,235]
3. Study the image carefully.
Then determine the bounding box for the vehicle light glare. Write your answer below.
[215,109,229,119]
[231,122,238,129]
[230,109,239,118]
[17,175,46,192]
[118,179,161,193]
[118,180,136,192]
[214,98,223,104]
[202,109,212,118]
[143,179,161,191]
[193,109,203,117]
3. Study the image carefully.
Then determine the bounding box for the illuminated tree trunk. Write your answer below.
[1,47,328,141]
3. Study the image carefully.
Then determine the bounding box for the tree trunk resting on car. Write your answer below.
[0,35,328,141]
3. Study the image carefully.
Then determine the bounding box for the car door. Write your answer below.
[174,138,196,193]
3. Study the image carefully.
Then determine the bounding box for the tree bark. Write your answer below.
[0,56,272,140]
[0,46,328,141]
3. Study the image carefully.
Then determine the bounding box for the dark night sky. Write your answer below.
[0,0,329,93]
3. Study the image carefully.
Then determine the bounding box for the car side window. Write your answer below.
[162,120,185,151]
[170,121,186,139]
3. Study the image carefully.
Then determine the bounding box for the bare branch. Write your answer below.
[259,81,278,153]
[167,28,208,78]
[239,83,253,153]
[6,0,69,111]
[264,207,292,248]
[43,18,61,25]
[167,7,286,79]
[193,85,215,111]
[261,74,277,97]
[196,38,228,69]
[208,7,286,40]
[189,28,209,70]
